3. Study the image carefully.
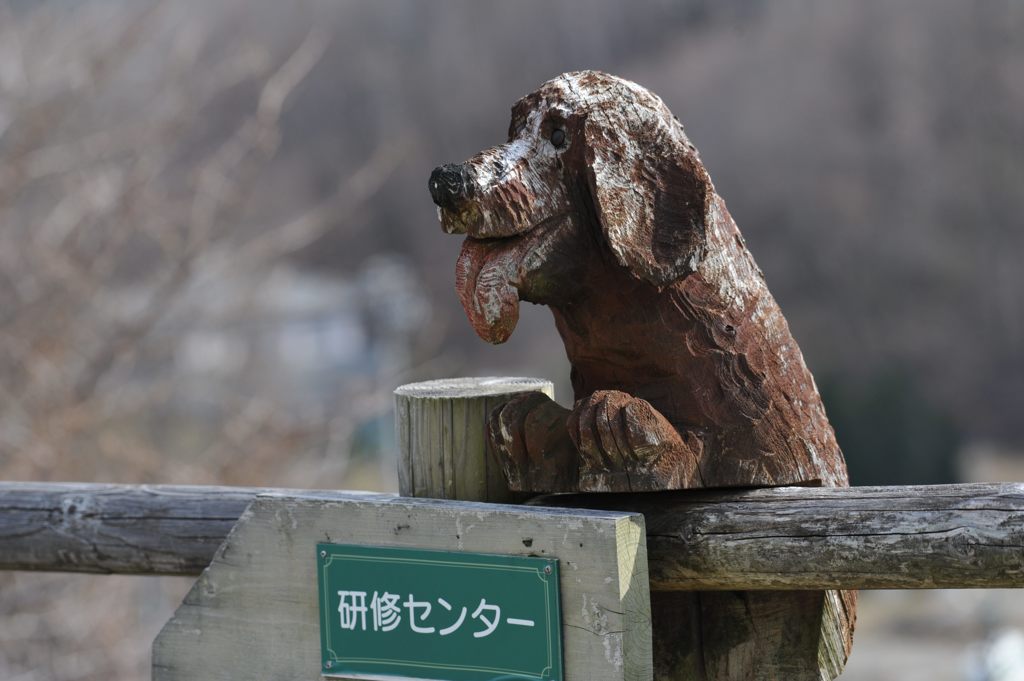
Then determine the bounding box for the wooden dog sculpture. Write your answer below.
[430,71,855,680]
[430,70,847,496]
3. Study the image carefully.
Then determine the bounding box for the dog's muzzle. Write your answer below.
[429,163,472,211]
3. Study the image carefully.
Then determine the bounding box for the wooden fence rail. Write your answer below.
[0,483,272,575]
[2,481,1022,589]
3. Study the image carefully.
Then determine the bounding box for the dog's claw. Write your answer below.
[569,390,703,491]
[489,392,545,480]
[489,389,704,493]
[487,392,577,492]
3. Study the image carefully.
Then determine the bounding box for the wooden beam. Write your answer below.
[0,482,269,575]
[2,482,1024,589]
[541,483,1024,590]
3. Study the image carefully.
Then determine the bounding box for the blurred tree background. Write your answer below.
[0,0,1021,679]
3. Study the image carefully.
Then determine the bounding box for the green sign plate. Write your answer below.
[317,543,563,681]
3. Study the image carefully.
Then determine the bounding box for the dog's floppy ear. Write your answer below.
[582,112,712,288]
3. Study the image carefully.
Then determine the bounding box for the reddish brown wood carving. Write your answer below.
[430,70,856,679]
[430,70,849,497]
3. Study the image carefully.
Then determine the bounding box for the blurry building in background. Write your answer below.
[169,258,427,419]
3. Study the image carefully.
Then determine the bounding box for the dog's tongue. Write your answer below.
[455,238,521,344]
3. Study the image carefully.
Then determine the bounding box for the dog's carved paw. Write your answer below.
[489,392,549,481]
[567,390,704,491]
[487,392,577,492]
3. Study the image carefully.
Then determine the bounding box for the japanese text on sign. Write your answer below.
[317,543,563,681]
[336,590,535,637]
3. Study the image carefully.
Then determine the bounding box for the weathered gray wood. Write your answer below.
[4,482,1024,589]
[152,492,652,681]
[395,377,554,502]
[0,482,273,575]
[540,484,1024,590]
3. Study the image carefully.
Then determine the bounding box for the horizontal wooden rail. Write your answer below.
[1,482,1022,589]
[0,483,273,575]
[541,483,1024,590]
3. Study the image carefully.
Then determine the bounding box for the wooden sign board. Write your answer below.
[152,491,652,681]
[317,544,563,680]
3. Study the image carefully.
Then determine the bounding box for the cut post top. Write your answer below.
[395,376,554,399]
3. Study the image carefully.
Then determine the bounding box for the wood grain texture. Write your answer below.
[649,590,853,681]
[4,482,1022,590]
[3,482,1024,591]
[0,482,270,575]
[542,484,1024,590]
[395,377,554,503]
[152,492,652,681]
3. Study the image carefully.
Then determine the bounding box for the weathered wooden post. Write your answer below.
[394,376,552,502]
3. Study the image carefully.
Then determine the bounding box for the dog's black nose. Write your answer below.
[429,164,471,209]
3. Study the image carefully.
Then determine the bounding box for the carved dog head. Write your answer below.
[430,70,712,344]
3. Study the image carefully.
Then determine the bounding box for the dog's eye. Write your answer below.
[550,128,566,148]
